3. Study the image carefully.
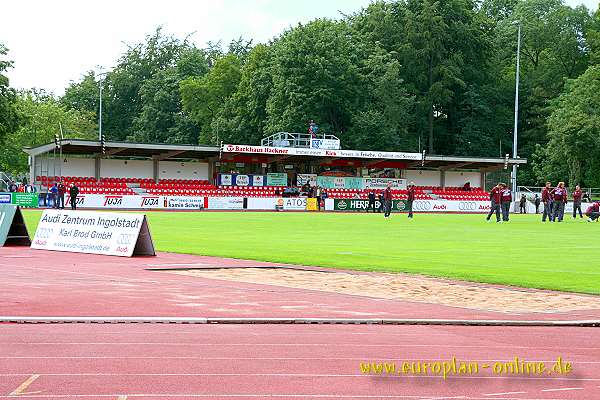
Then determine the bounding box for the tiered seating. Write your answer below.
[36,176,137,195]
[430,186,489,201]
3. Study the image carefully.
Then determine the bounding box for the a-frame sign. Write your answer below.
[0,205,31,247]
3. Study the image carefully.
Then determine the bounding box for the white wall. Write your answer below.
[59,158,95,177]
[403,170,441,186]
[100,159,153,179]
[159,161,209,180]
[445,171,481,188]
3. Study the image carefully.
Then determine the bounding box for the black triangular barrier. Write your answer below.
[132,215,156,256]
[0,205,31,247]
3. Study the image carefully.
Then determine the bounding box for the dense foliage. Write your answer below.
[2,1,599,186]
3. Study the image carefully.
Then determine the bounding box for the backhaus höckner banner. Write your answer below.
[31,210,155,257]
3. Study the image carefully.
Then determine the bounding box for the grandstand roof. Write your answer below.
[24,139,527,171]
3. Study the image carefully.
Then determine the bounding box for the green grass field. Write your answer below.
[21,210,599,295]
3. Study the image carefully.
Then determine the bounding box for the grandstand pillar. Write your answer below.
[94,156,101,180]
[28,155,36,186]
[480,170,487,191]
[440,170,446,189]
[152,155,159,183]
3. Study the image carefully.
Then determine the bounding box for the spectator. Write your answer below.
[353,191,360,200]
[583,191,592,203]
[69,183,79,210]
[534,194,541,214]
[519,194,527,214]
[367,190,376,213]
[463,181,471,191]
[406,182,416,219]
[57,181,66,209]
[8,181,17,192]
[383,182,393,219]
[49,183,58,208]
[17,183,25,193]
[24,183,35,193]
[378,192,384,213]
[315,186,322,211]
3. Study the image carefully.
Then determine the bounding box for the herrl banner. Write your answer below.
[31,210,155,257]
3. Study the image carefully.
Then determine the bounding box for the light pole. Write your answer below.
[512,21,521,196]
[96,67,107,142]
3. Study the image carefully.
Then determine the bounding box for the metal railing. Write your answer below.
[261,132,340,149]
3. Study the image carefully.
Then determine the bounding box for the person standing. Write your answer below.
[541,182,552,222]
[383,183,393,219]
[8,181,17,192]
[585,202,600,222]
[69,183,79,210]
[57,181,66,209]
[500,183,512,222]
[572,185,583,219]
[378,192,384,213]
[367,190,376,213]
[551,182,567,222]
[519,194,527,214]
[406,182,416,219]
[315,186,322,211]
[49,183,58,208]
[534,194,541,214]
[486,183,502,223]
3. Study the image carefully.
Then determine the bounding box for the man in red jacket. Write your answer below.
[500,183,512,222]
[551,182,568,222]
[541,181,552,222]
[406,182,416,219]
[383,182,393,219]
[572,185,583,219]
[486,183,502,223]
[585,202,600,222]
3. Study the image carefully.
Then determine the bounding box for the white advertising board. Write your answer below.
[31,209,155,257]
[207,197,244,210]
[310,139,340,150]
[65,194,204,210]
[362,178,407,190]
[222,144,421,161]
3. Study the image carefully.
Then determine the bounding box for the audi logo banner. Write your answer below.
[31,209,155,257]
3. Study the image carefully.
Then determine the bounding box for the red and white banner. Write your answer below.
[221,144,421,161]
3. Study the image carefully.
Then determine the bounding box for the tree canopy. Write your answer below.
[1,1,599,185]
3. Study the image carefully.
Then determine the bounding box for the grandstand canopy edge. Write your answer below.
[24,139,527,189]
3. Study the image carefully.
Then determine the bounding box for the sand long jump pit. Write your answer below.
[169,267,600,314]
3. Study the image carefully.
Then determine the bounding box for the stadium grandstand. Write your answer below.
[22,134,526,210]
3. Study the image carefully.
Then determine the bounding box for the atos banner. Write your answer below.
[31,210,155,257]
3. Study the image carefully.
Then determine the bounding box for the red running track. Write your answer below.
[2,247,600,321]
[2,247,600,398]
[1,324,600,399]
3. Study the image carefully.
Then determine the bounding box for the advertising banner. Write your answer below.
[276,197,308,210]
[333,199,407,212]
[31,210,155,257]
[165,196,204,210]
[234,174,250,186]
[0,204,31,247]
[252,175,265,187]
[297,174,317,186]
[317,176,362,189]
[306,198,319,211]
[0,193,11,204]
[207,197,244,210]
[11,193,38,208]
[362,178,407,190]
[267,173,288,186]
[220,174,233,186]
[222,144,421,160]
[310,138,340,150]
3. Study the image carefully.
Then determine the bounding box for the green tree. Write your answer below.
[0,43,20,146]
[0,90,96,175]
[180,54,242,144]
[537,65,600,187]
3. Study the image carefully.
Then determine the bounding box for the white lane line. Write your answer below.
[116,396,127,400]
[0,394,570,399]
[540,387,584,392]
[2,342,598,350]
[483,392,527,396]
[8,373,40,396]
[0,373,599,381]
[1,356,599,365]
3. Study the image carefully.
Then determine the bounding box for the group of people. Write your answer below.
[365,181,416,219]
[47,181,79,210]
[7,181,35,193]
[299,182,329,210]
[488,181,599,223]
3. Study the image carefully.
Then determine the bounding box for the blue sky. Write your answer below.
[1,0,597,95]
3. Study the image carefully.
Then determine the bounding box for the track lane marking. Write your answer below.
[483,392,527,396]
[540,387,584,392]
[8,374,40,396]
